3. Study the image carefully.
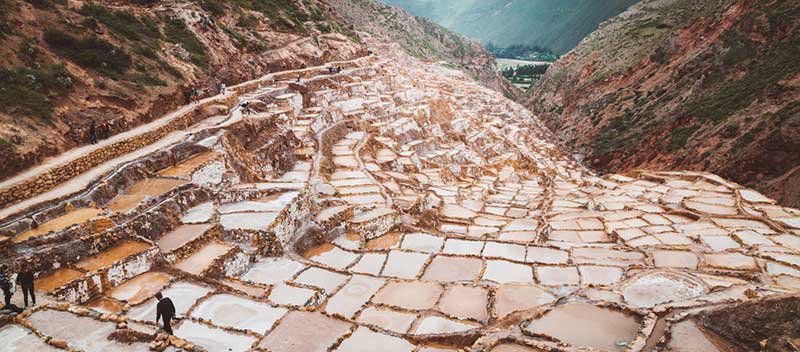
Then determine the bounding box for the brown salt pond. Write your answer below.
[75,240,151,272]
[174,241,234,275]
[158,152,217,177]
[123,178,188,196]
[106,194,147,213]
[85,297,126,314]
[14,207,103,243]
[259,311,353,352]
[108,272,172,305]
[365,231,403,250]
[523,302,640,351]
[35,268,85,292]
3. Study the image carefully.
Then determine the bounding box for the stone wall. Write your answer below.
[0,94,237,213]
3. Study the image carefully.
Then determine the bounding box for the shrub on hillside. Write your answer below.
[0,64,73,120]
[44,29,132,78]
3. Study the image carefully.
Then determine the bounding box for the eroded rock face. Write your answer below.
[0,39,799,352]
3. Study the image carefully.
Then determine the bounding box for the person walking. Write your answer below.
[89,120,97,145]
[220,82,227,96]
[193,83,201,104]
[17,266,35,308]
[0,265,12,309]
[155,292,176,334]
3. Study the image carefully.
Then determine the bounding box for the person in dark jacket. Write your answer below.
[17,266,35,308]
[155,292,176,334]
[89,120,97,145]
[0,265,12,308]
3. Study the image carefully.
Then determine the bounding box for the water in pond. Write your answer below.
[35,268,85,292]
[524,302,640,351]
[75,240,151,272]
[15,208,103,243]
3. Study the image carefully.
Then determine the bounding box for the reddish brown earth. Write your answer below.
[526,0,800,207]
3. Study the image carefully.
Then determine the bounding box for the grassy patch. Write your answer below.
[44,29,131,78]
[0,64,73,120]
[79,3,160,44]
[164,18,209,68]
[220,25,246,48]
[237,13,259,29]
[0,137,14,152]
[667,124,700,151]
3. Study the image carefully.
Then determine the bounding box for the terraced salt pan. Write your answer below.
[75,240,151,272]
[413,316,480,335]
[524,302,640,351]
[220,212,279,231]
[324,275,386,318]
[14,207,104,243]
[180,202,215,223]
[158,152,217,177]
[382,250,430,279]
[26,309,150,351]
[109,272,172,305]
[622,271,706,308]
[336,326,414,352]
[241,257,305,285]
[175,320,257,352]
[174,241,234,276]
[357,306,418,333]
[482,260,533,284]
[259,311,353,352]
[437,285,489,321]
[158,224,213,253]
[191,294,287,333]
[35,268,85,292]
[306,243,358,269]
[422,255,483,282]
[268,284,316,306]
[494,284,556,319]
[0,325,58,351]
[126,281,213,320]
[373,281,443,310]
[293,267,349,293]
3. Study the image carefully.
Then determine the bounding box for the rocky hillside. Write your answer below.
[0,0,367,181]
[526,0,800,206]
[380,0,638,54]
[328,0,518,99]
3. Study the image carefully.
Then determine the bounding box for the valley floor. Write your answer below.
[1,40,799,352]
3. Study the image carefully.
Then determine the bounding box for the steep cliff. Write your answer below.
[526,0,800,206]
[328,0,518,99]
[0,0,366,181]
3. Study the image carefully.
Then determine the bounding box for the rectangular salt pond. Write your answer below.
[126,281,213,320]
[175,321,257,352]
[191,294,287,333]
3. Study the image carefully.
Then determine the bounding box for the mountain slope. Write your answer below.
[328,0,518,99]
[380,0,638,54]
[526,0,800,206]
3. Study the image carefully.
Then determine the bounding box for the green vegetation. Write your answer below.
[79,3,160,43]
[0,64,73,120]
[164,18,208,67]
[486,43,559,61]
[237,13,259,29]
[0,137,14,152]
[593,114,638,156]
[220,25,247,48]
[686,24,800,122]
[227,0,309,32]
[194,0,227,18]
[44,29,132,78]
[501,64,549,90]
[667,124,700,151]
[26,0,65,9]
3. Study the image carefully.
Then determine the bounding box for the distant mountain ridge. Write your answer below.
[379,0,639,54]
